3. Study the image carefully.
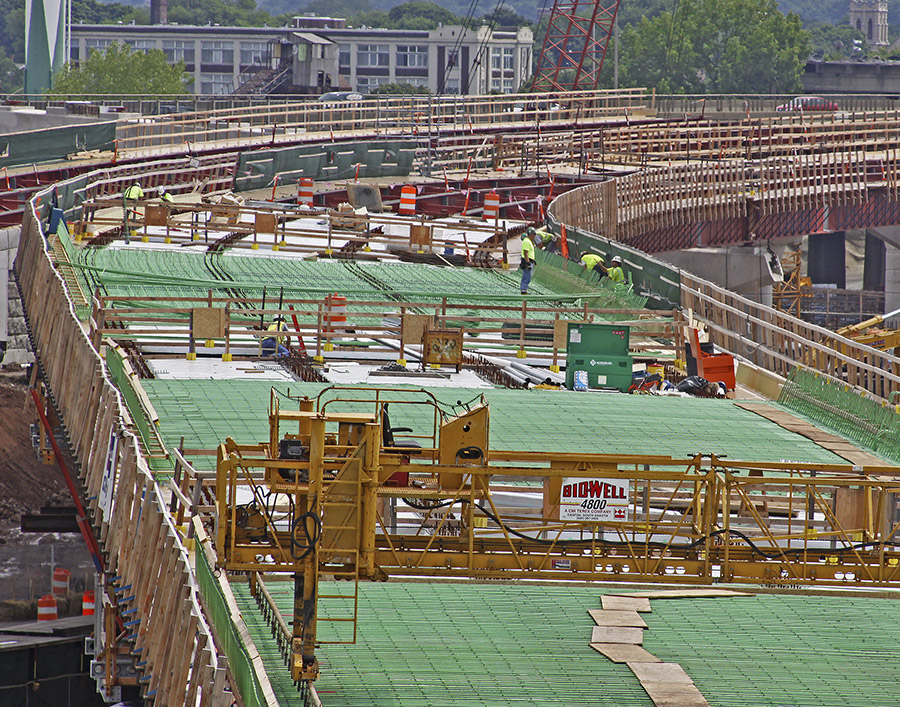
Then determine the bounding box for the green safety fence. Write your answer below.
[234,139,417,191]
[777,367,900,463]
[195,544,271,707]
[544,217,681,310]
[104,346,171,472]
[533,248,648,311]
[53,217,93,321]
[0,121,117,168]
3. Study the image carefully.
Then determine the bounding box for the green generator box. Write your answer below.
[564,323,634,392]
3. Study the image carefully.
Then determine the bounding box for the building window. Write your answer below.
[868,18,873,39]
[85,38,113,54]
[402,76,429,88]
[491,47,501,70]
[339,47,350,68]
[397,45,428,67]
[126,40,158,53]
[200,73,233,95]
[356,76,384,92]
[503,47,513,70]
[164,40,195,63]
[357,44,389,67]
[240,41,267,66]
[201,41,234,65]
[502,78,514,92]
[491,77,501,91]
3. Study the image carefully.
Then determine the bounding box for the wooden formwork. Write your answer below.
[74,198,511,259]
[16,197,266,704]
[89,294,677,367]
[114,88,651,161]
[679,271,900,400]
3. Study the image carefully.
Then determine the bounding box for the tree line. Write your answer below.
[3,0,895,95]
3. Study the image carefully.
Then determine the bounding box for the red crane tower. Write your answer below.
[531,0,622,91]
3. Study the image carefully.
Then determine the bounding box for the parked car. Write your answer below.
[317,91,364,104]
[775,96,839,112]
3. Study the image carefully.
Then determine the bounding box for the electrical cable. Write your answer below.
[463,0,508,94]
[438,0,483,94]
[464,500,900,559]
[291,509,322,560]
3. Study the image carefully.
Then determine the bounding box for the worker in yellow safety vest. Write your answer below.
[122,182,144,242]
[606,255,625,284]
[262,316,290,357]
[157,185,174,204]
[580,251,605,275]
[532,226,558,254]
[520,229,536,294]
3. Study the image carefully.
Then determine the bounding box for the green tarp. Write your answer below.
[234,140,417,191]
[0,121,117,168]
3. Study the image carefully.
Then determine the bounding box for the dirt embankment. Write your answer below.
[0,375,93,607]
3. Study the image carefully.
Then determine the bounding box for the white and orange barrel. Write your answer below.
[82,590,95,616]
[483,190,500,221]
[399,185,417,215]
[52,568,70,595]
[298,178,314,207]
[324,294,347,333]
[37,594,58,621]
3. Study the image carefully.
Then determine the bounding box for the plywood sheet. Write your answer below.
[588,609,648,627]
[601,595,652,612]
[255,212,277,234]
[629,662,693,684]
[401,313,432,345]
[642,685,710,707]
[589,626,644,644]
[192,308,226,339]
[145,204,168,227]
[589,643,661,663]
[553,319,568,349]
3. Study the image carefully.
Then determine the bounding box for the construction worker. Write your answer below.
[262,316,290,357]
[606,255,625,284]
[124,181,144,204]
[520,229,536,295]
[531,226,558,254]
[580,251,605,274]
[122,181,144,242]
[157,185,174,204]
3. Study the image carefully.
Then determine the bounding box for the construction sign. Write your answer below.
[560,477,630,522]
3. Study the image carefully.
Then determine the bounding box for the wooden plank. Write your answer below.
[629,663,710,707]
[589,626,644,644]
[590,643,661,663]
[621,589,755,599]
[601,595,652,612]
[639,685,710,707]
[629,662,694,684]
[588,609,648,627]
[734,402,887,466]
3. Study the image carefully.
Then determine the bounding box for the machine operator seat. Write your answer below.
[381,404,422,454]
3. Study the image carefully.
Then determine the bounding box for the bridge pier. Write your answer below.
[656,245,777,304]
[865,226,900,323]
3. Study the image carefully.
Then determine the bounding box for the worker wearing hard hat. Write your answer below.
[606,255,625,284]
[520,229,536,295]
[580,251,605,274]
[532,225,558,254]
[157,185,174,204]
[122,181,144,242]
[262,316,290,357]
[124,182,144,201]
